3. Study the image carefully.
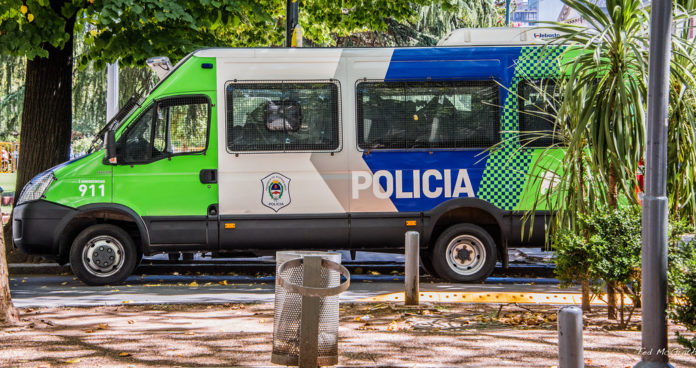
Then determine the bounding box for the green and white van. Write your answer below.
[13,28,562,285]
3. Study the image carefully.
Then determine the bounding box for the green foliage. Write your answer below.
[545,0,650,207]
[554,207,642,286]
[553,229,592,287]
[583,207,642,287]
[1,0,451,68]
[553,207,642,324]
[667,15,696,225]
[668,223,696,351]
[0,54,24,141]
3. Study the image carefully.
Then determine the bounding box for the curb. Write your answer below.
[8,261,556,278]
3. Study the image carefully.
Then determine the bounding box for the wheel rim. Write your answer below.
[445,235,486,276]
[81,235,125,278]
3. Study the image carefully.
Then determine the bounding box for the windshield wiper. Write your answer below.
[87,95,142,154]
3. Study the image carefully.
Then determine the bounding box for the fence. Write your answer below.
[0,142,19,174]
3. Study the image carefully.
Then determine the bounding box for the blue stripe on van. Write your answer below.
[361,151,488,212]
[384,47,523,81]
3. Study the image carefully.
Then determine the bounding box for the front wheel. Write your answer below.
[431,224,497,283]
[69,224,139,286]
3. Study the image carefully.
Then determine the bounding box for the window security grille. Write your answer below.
[357,81,499,150]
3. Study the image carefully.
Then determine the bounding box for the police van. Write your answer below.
[13,28,563,285]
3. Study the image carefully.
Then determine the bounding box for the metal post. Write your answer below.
[106,61,119,121]
[299,256,321,368]
[405,231,420,306]
[286,0,299,47]
[558,306,584,368]
[634,0,673,366]
[505,0,511,26]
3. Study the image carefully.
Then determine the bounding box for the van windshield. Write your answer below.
[86,95,143,154]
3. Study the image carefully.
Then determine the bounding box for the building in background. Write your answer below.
[512,0,608,26]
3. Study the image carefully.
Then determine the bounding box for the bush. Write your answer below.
[553,207,642,324]
[668,222,696,351]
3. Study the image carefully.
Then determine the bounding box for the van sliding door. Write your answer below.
[217,80,349,250]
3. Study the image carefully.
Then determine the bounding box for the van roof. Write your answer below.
[437,27,563,46]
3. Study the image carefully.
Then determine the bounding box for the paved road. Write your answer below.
[9,273,573,308]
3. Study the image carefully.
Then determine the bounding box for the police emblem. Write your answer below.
[261,173,291,212]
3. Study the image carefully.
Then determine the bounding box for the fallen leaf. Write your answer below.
[184,332,195,335]
[127,320,135,324]
[64,358,81,364]
[96,323,109,330]
[122,300,131,304]
[118,352,131,357]
[219,280,228,286]
[260,319,266,323]
[61,282,68,286]
[368,271,381,276]
[189,281,199,287]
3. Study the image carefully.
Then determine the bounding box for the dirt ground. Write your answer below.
[0,303,695,368]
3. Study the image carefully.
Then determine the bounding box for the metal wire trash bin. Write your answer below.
[272,251,350,367]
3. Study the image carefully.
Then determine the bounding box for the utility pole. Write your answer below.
[634,0,673,366]
[286,0,299,47]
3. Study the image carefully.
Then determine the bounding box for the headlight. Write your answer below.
[17,171,55,205]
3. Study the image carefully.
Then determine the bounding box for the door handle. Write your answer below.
[200,169,217,184]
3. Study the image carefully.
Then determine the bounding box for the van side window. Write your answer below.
[122,96,210,163]
[226,82,340,152]
[518,79,560,147]
[356,81,499,150]
[158,97,210,154]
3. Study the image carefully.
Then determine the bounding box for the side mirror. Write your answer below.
[104,130,118,165]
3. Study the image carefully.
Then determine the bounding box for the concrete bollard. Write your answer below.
[558,306,584,368]
[405,231,420,306]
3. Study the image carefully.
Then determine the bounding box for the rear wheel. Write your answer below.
[431,223,496,283]
[69,224,139,286]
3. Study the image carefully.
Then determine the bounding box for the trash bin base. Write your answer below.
[271,352,338,366]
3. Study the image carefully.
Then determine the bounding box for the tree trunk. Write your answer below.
[13,18,74,206]
[581,279,592,312]
[0,221,19,326]
[5,9,75,264]
[606,165,618,319]
[607,281,618,320]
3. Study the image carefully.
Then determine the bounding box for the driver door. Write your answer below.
[112,94,218,251]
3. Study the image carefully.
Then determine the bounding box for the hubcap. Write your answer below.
[445,235,486,276]
[82,235,125,278]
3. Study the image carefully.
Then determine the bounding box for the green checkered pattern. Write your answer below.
[477,47,563,210]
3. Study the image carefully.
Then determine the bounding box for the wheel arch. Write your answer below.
[56,203,150,264]
[424,198,509,265]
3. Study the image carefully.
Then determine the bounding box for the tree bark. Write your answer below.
[13,15,75,206]
[581,279,592,312]
[5,7,75,264]
[0,221,19,326]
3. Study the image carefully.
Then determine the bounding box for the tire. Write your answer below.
[419,251,438,277]
[431,223,497,283]
[69,224,139,286]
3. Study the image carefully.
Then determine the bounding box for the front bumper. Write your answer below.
[12,200,76,259]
